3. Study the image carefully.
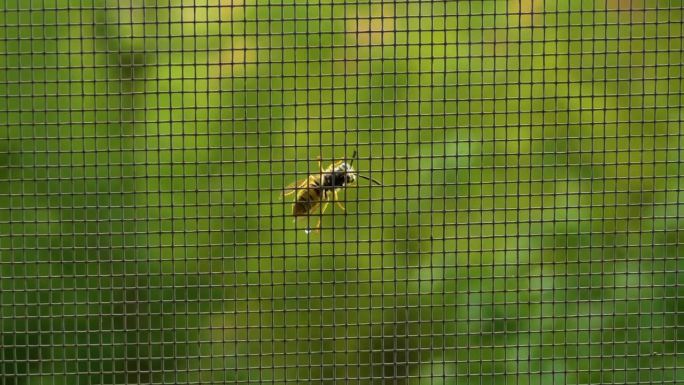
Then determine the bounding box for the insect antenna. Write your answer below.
[348,150,358,167]
[348,149,381,185]
[357,174,382,186]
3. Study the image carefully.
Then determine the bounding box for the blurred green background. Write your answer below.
[1,0,683,384]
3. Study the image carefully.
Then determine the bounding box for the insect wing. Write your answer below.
[281,177,310,197]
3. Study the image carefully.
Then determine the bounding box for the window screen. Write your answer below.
[1,1,682,384]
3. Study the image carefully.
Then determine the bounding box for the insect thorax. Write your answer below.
[322,163,355,190]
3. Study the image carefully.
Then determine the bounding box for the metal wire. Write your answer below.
[1,1,682,384]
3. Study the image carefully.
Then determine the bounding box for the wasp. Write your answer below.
[282,151,381,233]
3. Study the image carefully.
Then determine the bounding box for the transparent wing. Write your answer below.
[281,178,308,197]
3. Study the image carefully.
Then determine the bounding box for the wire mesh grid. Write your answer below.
[1,1,682,384]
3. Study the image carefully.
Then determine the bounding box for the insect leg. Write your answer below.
[314,201,329,231]
[333,190,346,212]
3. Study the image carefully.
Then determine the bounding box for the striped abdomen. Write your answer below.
[292,178,330,217]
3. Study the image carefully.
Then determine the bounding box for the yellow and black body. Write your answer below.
[282,152,380,233]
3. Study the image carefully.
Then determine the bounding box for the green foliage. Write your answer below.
[1,1,683,384]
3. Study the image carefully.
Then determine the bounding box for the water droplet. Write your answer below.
[304,228,312,234]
